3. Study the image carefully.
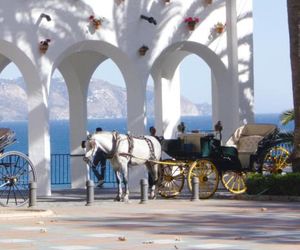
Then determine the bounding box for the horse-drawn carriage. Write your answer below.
[0,128,36,207]
[83,123,292,201]
[158,124,293,199]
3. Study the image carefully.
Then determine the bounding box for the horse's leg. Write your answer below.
[114,170,122,201]
[147,163,158,199]
[122,164,129,202]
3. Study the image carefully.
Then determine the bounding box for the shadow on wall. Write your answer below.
[113,0,225,64]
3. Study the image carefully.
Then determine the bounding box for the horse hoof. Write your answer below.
[114,196,121,202]
[150,192,156,200]
[122,196,129,203]
[150,195,156,200]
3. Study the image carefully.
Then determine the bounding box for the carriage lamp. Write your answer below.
[140,15,157,25]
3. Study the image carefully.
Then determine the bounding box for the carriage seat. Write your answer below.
[0,128,16,152]
[225,124,277,168]
[0,128,11,139]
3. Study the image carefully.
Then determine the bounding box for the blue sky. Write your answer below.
[1,0,292,114]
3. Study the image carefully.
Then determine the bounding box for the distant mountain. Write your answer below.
[0,78,211,121]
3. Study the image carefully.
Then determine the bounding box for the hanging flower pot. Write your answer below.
[164,0,171,3]
[206,0,213,4]
[39,39,51,54]
[89,15,103,30]
[214,22,225,34]
[184,17,200,31]
[138,45,149,56]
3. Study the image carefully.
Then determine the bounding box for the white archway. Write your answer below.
[53,40,147,188]
[0,40,52,196]
[151,41,237,140]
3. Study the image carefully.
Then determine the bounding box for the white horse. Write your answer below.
[83,131,161,202]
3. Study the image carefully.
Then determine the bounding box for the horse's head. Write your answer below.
[82,136,98,166]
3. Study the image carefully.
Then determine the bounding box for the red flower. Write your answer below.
[89,15,94,20]
[184,17,193,23]
[184,17,200,23]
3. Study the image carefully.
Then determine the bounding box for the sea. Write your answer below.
[0,114,294,154]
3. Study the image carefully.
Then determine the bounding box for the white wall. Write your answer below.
[0,0,253,194]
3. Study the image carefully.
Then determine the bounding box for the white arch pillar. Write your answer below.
[154,69,181,139]
[126,78,147,136]
[26,73,51,196]
[59,62,88,189]
[59,52,105,189]
[126,74,148,190]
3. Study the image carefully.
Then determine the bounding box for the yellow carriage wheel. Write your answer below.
[221,171,247,194]
[262,146,290,174]
[158,160,185,198]
[187,159,219,199]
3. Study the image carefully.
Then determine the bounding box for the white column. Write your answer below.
[126,81,147,136]
[154,69,181,140]
[211,73,219,127]
[225,0,240,132]
[27,73,51,196]
[237,0,254,123]
[69,84,88,188]
[59,59,89,189]
[125,73,148,191]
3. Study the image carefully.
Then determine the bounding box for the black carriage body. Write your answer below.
[161,134,242,171]
[156,124,293,199]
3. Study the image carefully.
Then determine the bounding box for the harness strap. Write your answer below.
[104,131,119,159]
[144,137,156,160]
[126,134,134,163]
[121,135,156,163]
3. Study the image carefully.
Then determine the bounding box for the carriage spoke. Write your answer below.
[261,146,291,174]
[13,183,28,204]
[224,175,234,186]
[0,152,36,207]
[221,171,247,194]
[158,161,185,198]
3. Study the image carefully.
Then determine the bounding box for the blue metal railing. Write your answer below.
[51,154,70,185]
[50,154,116,187]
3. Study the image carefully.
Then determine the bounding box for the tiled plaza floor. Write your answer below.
[0,189,299,249]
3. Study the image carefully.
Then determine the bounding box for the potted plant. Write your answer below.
[164,0,171,3]
[39,39,51,54]
[206,0,213,4]
[89,15,104,30]
[138,45,149,56]
[184,17,200,31]
[214,22,225,34]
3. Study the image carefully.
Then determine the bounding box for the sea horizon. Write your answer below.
[0,114,294,154]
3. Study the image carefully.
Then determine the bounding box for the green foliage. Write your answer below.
[280,109,294,126]
[246,173,300,196]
